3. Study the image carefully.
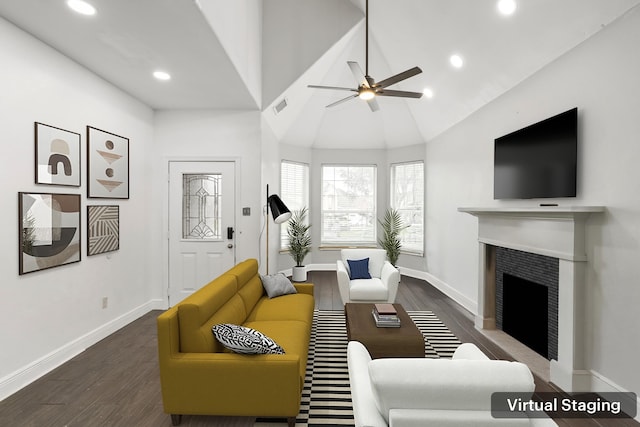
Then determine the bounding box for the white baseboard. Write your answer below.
[0,300,157,401]
[150,297,168,311]
[306,263,337,271]
[587,369,640,422]
[399,267,478,315]
[277,263,336,277]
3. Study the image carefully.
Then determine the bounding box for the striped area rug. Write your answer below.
[255,310,462,427]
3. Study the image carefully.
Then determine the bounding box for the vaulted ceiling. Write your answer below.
[1,0,638,149]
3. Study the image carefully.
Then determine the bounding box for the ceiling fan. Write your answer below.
[308,0,423,112]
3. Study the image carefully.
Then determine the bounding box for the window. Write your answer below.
[321,164,377,245]
[280,161,309,248]
[182,174,222,239]
[390,161,424,255]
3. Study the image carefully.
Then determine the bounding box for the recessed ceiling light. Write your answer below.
[450,54,464,69]
[153,71,171,81]
[66,0,96,16]
[497,0,517,16]
[423,87,434,99]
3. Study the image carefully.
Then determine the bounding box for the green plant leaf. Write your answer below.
[377,208,408,266]
[286,207,312,267]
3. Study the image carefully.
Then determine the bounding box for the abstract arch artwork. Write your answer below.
[35,122,81,187]
[87,126,129,199]
[19,192,81,275]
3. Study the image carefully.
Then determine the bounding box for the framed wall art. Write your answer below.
[35,122,81,186]
[18,192,81,275]
[87,126,129,199]
[87,205,120,256]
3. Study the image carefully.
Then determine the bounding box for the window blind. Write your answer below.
[321,164,376,245]
[280,161,309,248]
[391,161,424,254]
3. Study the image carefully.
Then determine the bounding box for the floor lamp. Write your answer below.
[265,184,291,274]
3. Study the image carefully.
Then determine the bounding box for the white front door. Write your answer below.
[168,161,236,306]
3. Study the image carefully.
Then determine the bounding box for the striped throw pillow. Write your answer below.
[212,323,285,355]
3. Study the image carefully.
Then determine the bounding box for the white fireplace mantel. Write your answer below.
[459,205,605,392]
[458,206,605,215]
[458,206,605,261]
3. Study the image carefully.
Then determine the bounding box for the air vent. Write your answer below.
[273,98,288,114]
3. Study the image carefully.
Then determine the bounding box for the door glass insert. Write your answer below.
[182,174,222,240]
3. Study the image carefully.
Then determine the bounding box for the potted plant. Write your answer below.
[378,208,408,266]
[287,207,312,282]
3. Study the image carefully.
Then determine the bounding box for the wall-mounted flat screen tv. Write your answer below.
[494,107,577,200]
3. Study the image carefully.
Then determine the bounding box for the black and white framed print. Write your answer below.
[87,205,120,256]
[87,126,129,199]
[35,122,81,187]
[19,192,81,275]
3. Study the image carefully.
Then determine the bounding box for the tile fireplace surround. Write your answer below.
[459,206,604,392]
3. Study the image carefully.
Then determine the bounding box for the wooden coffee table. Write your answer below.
[344,303,425,359]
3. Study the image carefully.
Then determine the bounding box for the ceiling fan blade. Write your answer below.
[326,94,358,108]
[376,89,423,99]
[367,97,380,112]
[375,66,422,89]
[347,61,370,88]
[308,85,357,92]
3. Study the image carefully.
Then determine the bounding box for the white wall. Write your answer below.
[261,125,294,275]
[261,0,361,107]
[197,0,262,107]
[0,18,155,399]
[425,7,640,396]
[152,110,263,284]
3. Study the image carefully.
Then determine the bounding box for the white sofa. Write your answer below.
[347,341,558,427]
[336,248,400,305]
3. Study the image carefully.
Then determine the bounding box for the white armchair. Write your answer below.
[336,249,400,305]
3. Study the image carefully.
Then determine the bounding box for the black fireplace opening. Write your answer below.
[502,273,549,359]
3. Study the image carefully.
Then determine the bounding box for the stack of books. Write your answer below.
[372,303,401,328]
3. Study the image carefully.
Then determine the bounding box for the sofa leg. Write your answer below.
[287,416,296,427]
[170,414,182,426]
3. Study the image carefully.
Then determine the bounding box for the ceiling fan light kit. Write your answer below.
[359,88,375,100]
[308,0,423,112]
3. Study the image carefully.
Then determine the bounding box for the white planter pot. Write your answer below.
[292,266,307,282]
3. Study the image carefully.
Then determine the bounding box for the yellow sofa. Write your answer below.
[157,258,315,426]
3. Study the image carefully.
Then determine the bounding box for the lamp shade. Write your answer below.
[268,194,292,224]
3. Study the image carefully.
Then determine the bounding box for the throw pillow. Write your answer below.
[212,324,285,355]
[260,273,298,298]
[347,258,371,280]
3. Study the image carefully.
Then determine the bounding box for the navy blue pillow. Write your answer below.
[347,258,371,280]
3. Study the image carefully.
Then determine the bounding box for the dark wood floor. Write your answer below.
[0,271,636,426]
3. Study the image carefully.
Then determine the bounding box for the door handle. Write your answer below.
[227,227,234,240]
[227,243,234,249]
